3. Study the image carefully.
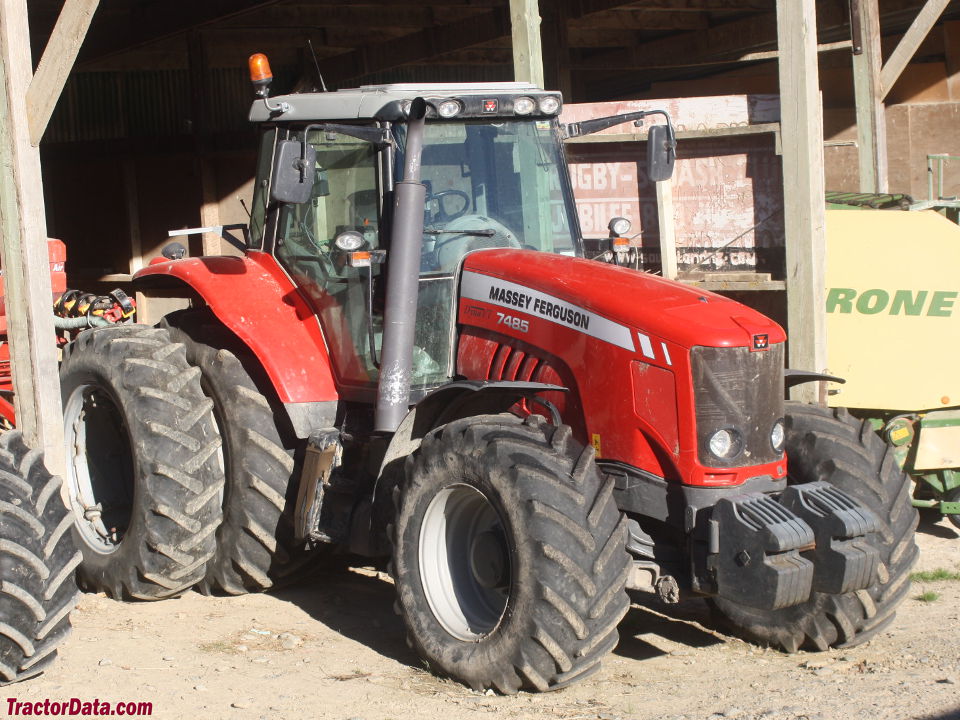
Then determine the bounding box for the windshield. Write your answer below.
[392,119,580,274]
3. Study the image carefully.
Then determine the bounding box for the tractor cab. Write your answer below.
[246,81,581,398]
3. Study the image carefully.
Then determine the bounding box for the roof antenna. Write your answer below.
[308,38,328,92]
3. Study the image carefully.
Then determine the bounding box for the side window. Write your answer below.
[276,132,381,386]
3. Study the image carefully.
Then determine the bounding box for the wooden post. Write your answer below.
[880,0,952,99]
[199,158,221,256]
[851,0,888,193]
[945,21,960,101]
[0,0,67,473]
[540,1,572,97]
[123,157,144,273]
[655,178,678,280]
[776,0,828,403]
[511,0,544,88]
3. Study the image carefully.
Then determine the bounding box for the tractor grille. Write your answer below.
[691,344,784,468]
[487,342,543,382]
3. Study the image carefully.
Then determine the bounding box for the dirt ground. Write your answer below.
[11,515,960,720]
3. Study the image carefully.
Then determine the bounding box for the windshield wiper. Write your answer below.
[423,229,495,237]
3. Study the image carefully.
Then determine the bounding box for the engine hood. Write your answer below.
[460,249,785,350]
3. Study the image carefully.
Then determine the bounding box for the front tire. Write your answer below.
[60,326,223,599]
[0,431,80,683]
[392,414,631,694]
[711,403,919,652]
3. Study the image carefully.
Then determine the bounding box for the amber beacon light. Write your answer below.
[248,53,274,97]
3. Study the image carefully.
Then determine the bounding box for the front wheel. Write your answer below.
[711,403,919,652]
[392,414,631,694]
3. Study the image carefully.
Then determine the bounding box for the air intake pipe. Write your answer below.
[375,97,427,433]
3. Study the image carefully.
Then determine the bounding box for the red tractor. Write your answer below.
[58,56,917,692]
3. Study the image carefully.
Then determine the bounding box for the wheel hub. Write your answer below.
[418,484,511,641]
[63,384,134,554]
[469,529,509,590]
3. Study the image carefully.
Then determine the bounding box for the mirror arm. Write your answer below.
[565,109,676,149]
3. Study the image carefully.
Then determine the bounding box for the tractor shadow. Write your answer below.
[270,559,420,668]
[916,510,960,540]
[615,594,726,661]
[271,560,727,669]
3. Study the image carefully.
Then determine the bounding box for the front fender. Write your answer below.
[134,252,338,407]
[376,380,567,479]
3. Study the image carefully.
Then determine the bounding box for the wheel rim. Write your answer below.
[418,484,511,641]
[63,384,135,554]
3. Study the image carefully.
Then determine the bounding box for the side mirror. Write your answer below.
[647,124,676,182]
[270,139,316,204]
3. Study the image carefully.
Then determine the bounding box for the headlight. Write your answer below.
[513,96,536,115]
[437,99,462,118]
[708,428,743,460]
[770,419,785,453]
[608,216,631,236]
[334,230,364,252]
[538,96,560,115]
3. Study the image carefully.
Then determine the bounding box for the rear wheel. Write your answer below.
[161,312,318,594]
[711,403,918,652]
[60,326,223,599]
[392,414,631,693]
[0,431,79,683]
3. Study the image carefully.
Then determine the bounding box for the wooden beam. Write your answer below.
[542,1,572,96]
[0,0,66,472]
[944,20,960,100]
[78,0,287,65]
[570,0,931,71]
[569,9,708,31]
[776,0,828,403]
[511,0,544,87]
[317,8,510,84]
[880,0,953,99]
[26,0,100,145]
[852,0,888,193]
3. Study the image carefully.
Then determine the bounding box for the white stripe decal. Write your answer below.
[637,333,655,360]
[661,342,672,366]
[461,271,636,351]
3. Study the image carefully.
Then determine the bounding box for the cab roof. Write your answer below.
[248,82,562,123]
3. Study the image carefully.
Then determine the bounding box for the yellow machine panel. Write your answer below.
[825,209,960,411]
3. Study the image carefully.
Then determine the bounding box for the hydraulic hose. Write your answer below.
[53,315,111,329]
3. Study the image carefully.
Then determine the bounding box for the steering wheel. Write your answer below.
[428,189,470,223]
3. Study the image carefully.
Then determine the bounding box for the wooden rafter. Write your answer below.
[27,0,99,145]
[880,0,953,97]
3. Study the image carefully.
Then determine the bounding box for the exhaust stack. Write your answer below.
[375,97,427,433]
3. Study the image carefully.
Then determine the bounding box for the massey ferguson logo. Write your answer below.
[482,99,498,113]
[753,334,769,350]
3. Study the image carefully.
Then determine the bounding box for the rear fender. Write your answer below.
[134,252,338,435]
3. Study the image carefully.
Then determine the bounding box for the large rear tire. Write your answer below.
[711,403,918,652]
[160,311,317,595]
[0,431,79,683]
[392,414,631,694]
[60,326,223,599]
